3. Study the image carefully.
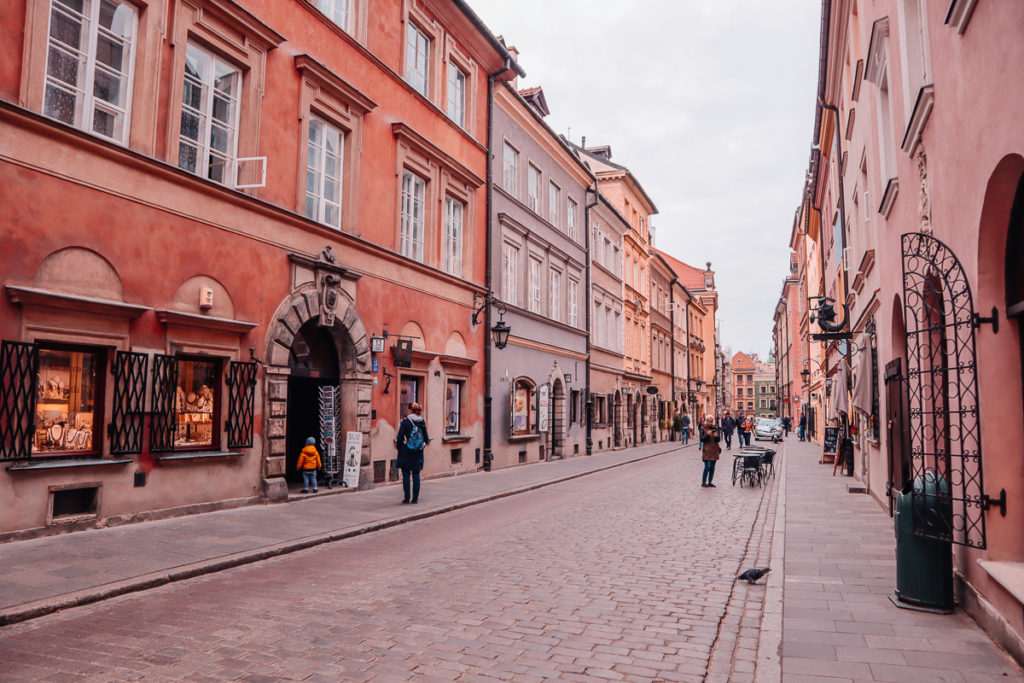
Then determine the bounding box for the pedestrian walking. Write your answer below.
[740,413,755,447]
[720,411,736,449]
[798,413,807,441]
[782,416,791,437]
[700,416,721,487]
[395,401,430,504]
[296,436,321,493]
[680,412,691,445]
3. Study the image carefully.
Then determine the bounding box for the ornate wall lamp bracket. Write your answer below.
[972,307,999,333]
[472,292,510,350]
[981,489,1007,517]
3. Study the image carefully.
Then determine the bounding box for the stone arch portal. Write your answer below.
[261,284,372,501]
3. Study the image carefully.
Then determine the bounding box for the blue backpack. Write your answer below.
[405,420,425,451]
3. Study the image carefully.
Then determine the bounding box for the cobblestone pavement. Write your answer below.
[777,438,1022,682]
[0,446,777,682]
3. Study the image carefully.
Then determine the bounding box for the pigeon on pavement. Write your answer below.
[737,567,771,584]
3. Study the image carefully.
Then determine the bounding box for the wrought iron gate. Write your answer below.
[901,232,991,548]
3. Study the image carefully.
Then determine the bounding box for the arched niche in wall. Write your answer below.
[399,322,427,351]
[168,275,237,319]
[444,331,467,357]
[34,246,124,301]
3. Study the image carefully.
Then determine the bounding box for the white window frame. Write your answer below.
[178,42,242,186]
[567,198,577,240]
[443,195,464,276]
[400,170,426,262]
[549,269,561,322]
[305,115,344,229]
[404,22,430,97]
[502,244,519,306]
[529,257,542,313]
[568,278,578,327]
[548,182,560,227]
[446,61,466,128]
[43,0,139,145]
[503,142,518,196]
[528,164,541,213]
[316,0,350,32]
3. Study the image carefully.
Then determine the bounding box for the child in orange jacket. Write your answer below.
[297,436,321,493]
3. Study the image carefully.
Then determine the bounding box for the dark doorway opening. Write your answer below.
[286,321,340,484]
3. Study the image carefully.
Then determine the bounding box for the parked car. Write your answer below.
[754,418,783,442]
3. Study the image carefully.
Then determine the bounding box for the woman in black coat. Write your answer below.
[395,402,430,503]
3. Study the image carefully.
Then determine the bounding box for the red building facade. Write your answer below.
[0,0,518,538]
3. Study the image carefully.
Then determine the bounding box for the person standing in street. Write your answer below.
[720,410,736,450]
[296,436,321,494]
[740,413,755,447]
[782,415,791,437]
[700,416,721,487]
[680,412,691,445]
[798,413,807,441]
[395,402,429,504]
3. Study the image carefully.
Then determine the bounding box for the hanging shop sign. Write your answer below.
[538,384,550,433]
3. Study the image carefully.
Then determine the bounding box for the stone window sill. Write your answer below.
[977,560,1024,606]
[508,434,541,442]
[442,435,472,444]
[7,458,132,472]
[156,451,243,462]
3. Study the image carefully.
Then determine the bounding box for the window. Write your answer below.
[44,0,138,144]
[400,170,426,262]
[549,182,560,227]
[175,358,219,450]
[529,258,542,313]
[502,142,518,196]
[445,379,462,434]
[747,401,754,410]
[528,165,541,212]
[399,375,422,422]
[549,270,561,322]
[443,196,464,276]
[305,116,344,228]
[760,399,767,408]
[446,62,466,128]
[33,347,102,455]
[512,378,535,434]
[502,244,518,306]
[404,22,430,97]
[316,0,350,31]
[178,43,241,185]
[567,198,577,240]
[568,279,578,327]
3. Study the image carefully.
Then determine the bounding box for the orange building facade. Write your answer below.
[0,0,518,538]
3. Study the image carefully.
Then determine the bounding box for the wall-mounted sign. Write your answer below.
[371,336,386,354]
[646,386,659,395]
[393,339,413,367]
[372,358,379,373]
[538,384,550,432]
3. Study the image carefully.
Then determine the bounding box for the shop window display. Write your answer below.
[34,348,100,454]
[511,379,535,435]
[445,379,462,434]
[175,358,218,448]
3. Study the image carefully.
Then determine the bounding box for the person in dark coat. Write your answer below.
[719,411,736,450]
[395,402,430,503]
[798,413,807,441]
[700,416,722,487]
[782,416,791,437]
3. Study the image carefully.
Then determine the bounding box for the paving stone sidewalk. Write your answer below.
[772,437,1022,682]
[0,441,688,627]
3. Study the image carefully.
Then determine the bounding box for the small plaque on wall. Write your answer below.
[371,336,386,354]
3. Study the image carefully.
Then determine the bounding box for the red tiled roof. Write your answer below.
[653,249,707,290]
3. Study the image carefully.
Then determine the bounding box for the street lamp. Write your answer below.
[473,293,510,350]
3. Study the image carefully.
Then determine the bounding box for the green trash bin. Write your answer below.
[893,473,954,612]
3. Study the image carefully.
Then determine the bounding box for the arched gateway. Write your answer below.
[260,251,372,501]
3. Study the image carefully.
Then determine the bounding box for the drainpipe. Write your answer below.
[483,62,512,471]
[584,181,600,454]
[669,275,677,429]
[684,296,691,415]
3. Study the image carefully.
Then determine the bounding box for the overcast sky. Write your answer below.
[471,0,822,359]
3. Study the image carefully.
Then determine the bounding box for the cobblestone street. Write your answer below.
[0,444,776,682]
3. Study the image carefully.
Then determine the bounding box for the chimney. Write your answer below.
[506,44,520,89]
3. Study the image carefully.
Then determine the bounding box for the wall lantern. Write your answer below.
[563,373,572,385]
[473,292,510,351]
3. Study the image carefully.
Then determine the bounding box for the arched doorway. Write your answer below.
[285,320,340,485]
[613,390,623,447]
[262,276,372,501]
[550,378,565,459]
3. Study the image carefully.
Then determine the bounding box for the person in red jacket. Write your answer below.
[296,436,321,493]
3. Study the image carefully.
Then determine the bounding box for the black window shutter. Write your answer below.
[0,341,38,460]
[226,361,258,449]
[108,351,148,455]
[149,354,178,453]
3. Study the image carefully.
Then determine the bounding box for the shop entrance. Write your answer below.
[285,321,340,484]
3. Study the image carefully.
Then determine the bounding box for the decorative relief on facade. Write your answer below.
[917,143,931,234]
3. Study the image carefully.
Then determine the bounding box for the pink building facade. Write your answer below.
[799,0,1024,662]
